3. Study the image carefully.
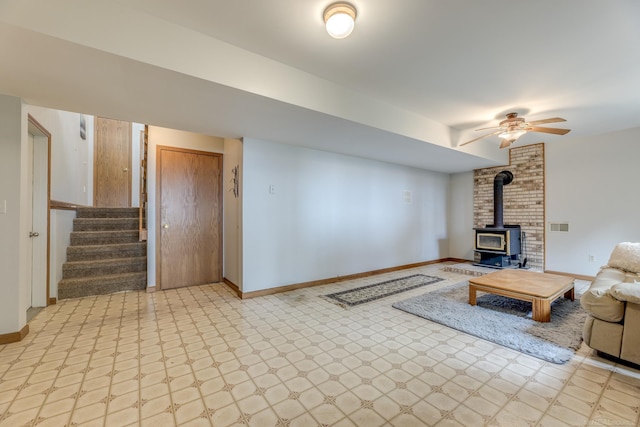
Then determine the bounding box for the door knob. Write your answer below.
[29,231,39,238]
[162,224,169,229]
[123,167,129,172]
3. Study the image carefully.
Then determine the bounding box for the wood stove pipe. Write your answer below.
[493,170,513,228]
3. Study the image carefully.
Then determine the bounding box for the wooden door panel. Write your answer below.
[158,147,222,289]
[94,117,131,207]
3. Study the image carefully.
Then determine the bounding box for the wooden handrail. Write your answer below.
[50,200,88,211]
[139,125,148,241]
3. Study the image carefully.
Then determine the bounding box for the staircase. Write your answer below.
[58,207,147,299]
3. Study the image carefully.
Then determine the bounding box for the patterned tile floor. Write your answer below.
[1,263,639,426]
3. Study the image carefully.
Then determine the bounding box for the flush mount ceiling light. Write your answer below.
[324,2,357,39]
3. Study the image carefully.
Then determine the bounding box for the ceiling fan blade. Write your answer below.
[459,130,502,146]
[474,125,501,131]
[527,126,571,135]
[526,117,566,125]
[499,139,513,149]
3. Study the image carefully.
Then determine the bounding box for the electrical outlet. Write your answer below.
[589,254,596,263]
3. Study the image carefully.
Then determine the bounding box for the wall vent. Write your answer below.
[549,222,569,232]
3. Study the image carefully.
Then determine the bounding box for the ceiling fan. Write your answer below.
[460,112,571,149]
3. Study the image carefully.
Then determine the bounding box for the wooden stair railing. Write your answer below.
[139,125,148,241]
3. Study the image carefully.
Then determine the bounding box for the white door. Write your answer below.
[28,124,49,308]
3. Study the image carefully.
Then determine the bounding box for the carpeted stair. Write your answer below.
[58,207,147,299]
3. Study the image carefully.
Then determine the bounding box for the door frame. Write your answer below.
[156,145,223,290]
[27,114,52,306]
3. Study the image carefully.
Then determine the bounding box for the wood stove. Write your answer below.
[474,225,522,267]
[474,170,522,268]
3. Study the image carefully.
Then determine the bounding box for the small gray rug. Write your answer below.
[442,263,496,276]
[323,274,443,307]
[393,280,588,364]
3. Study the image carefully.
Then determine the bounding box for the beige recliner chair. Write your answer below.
[581,242,640,365]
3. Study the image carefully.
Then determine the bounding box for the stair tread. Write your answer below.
[66,244,146,262]
[76,208,141,219]
[71,230,139,234]
[74,217,138,222]
[76,207,140,211]
[63,256,147,266]
[58,272,147,299]
[59,271,146,284]
[70,232,140,241]
[68,242,146,249]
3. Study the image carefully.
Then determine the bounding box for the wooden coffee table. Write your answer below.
[468,269,575,322]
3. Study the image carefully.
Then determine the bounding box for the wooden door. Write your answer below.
[157,146,222,289]
[94,117,131,207]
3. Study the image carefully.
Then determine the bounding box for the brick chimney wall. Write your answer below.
[473,143,545,271]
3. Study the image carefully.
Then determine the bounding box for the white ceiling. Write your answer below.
[0,0,639,173]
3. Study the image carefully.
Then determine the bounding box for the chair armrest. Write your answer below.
[610,282,640,304]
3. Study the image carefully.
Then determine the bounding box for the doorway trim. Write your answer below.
[27,114,52,306]
[155,145,223,290]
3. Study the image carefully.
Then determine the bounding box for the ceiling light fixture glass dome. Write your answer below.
[324,2,357,39]
[498,129,527,141]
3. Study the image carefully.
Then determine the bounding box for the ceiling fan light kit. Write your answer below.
[461,112,570,149]
[324,2,357,39]
[498,129,526,141]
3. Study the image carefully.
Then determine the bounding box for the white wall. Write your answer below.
[241,138,450,292]
[448,171,474,261]
[50,210,75,299]
[146,126,224,288]
[546,127,640,276]
[27,106,92,205]
[223,138,243,288]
